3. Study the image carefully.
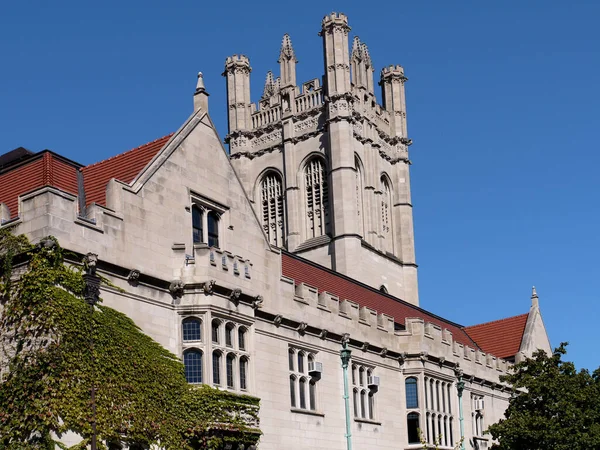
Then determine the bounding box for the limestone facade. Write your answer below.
[0,12,553,450]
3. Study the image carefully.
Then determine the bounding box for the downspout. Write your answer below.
[340,333,352,450]
[456,368,466,450]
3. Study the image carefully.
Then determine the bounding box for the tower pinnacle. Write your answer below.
[262,71,277,99]
[278,33,297,62]
[531,286,539,308]
[279,34,297,88]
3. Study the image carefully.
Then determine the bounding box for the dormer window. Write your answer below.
[207,211,220,248]
[191,195,227,249]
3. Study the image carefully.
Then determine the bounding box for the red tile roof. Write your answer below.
[81,134,173,207]
[464,313,529,359]
[0,152,79,219]
[282,252,479,348]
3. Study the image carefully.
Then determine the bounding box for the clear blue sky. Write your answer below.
[2,1,598,370]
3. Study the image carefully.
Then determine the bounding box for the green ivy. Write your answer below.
[0,232,260,449]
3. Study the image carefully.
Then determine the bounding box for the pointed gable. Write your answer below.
[465,313,529,359]
[81,134,173,207]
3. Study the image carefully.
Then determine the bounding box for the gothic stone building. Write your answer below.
[0,13,551,450]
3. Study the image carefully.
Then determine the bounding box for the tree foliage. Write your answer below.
[0,230,260,449]
[488,343,600,450]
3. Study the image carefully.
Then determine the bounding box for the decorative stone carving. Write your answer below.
[420,351,429,363]
[38,236,57,250]
[127,269,140,285]
[362,342,370,352]
[294,117,319,133]
[273,315,283,327]
[229,288,242,306]
[252,295,263,309]
[380,348,388,358]
[83,252,98,275]
[398,352,408,366]
[319,329,328,340]
[438,356,446,367]
[341,333,350,347]
[203,279,216,295]
[297,322,308,335]
[169,280,185,298]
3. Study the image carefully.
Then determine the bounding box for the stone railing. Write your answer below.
[251,106,281,128]
[295,89,324,113]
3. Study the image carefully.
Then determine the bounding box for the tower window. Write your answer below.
[182,317,202,342]
[405,377,419,409]
[304,158,329,239]
[260,172,285,247]
[381,175,392,252]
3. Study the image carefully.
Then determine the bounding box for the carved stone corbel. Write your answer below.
[380,348,388,358]
[341,333,350,347]
[297,322,308,335]
[127,269,140,285]
[252,295,263,309]
[169,280,185,298]
[420,351,429,363]
[83,252,98,275]
[320,329,328,340]
[438,356,446,367]
[203,279,216,295]
[362,342,370,352]
[273,315,283,327]
[229,288,242,306]
[398,352,408,366]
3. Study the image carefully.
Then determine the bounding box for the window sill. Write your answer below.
[290,408,325,417]
[354,417,382,425]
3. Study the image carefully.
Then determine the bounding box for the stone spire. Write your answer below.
[262,71,277,99]
[351,36,363,60]
[193,72,209,112]
[278,34,297,88]
[531,286,539,308]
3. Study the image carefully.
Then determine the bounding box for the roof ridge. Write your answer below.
[84,133,174,170]
[465,313,529,330]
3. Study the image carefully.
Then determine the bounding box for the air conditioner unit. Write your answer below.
[308,361,323,376]
[367,376,380,389]
[474,399,485,411]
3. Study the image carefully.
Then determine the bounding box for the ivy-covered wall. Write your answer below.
[0,229,260,450]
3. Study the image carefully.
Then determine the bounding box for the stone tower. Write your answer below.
[226,13,418,305]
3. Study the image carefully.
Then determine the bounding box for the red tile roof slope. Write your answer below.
[464,314,529,359]
[0,152,79,219]
[282,252,479,348]
[81,134,173,207]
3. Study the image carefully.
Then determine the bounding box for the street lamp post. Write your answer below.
[83,253,100,450]
[455,368,466,450]
[340,333,352,450]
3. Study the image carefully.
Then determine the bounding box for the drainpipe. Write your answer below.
[340,333,352,450]
[455,368,466,450]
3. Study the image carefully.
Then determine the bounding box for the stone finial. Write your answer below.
[362,43,372,67]
[351,36,363,60]
[531,286,539,308]
[262,71,277,99]
[278,33,297,62]
[193,72,210,112]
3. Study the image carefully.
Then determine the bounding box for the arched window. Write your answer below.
[238,327,247,351]
[444,417,449,446]
[212,351,221,385]
[183,349,203,384]
[406,377,419,408]
[360,390,367,418]
[239,356,248,390]
[225,322,234,348]
[182,317,202,341]
[351,365,357,385]
[288,348,295,371]
[450,417,454,445]
[305,158,329,238]
[299,377,307,409]
[355,156,364,236]
[353,388,359,417]
[226,353,235,389]
[368,391,375,420]
[407,412,420,444]
[192,205,203,244]
[207,211,219,248]
[381,175,392,251]
[426,412,431,443]
[261,172,285,247]
[309,379,317,411]
[297,351,305,374]
[359,367,365,386]
[289,375,297,407]
[441,382,446,413]
[211,319,221,344]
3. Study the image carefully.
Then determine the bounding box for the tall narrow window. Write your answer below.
[407,413,421,444]
[183,349,203,383]
[353,389,359,417]
[192,206,203,244]
[381,176,392,252]
[406,377,419,408]
[290,376,297,407]
[261,172,285,247]
[238,327,246,351]
[226,354,235,389]
[355,156,364,236]
[212,351,221,385]
[207,211,219,248]
[368,392,375,420]
[299,378,307,409]
[305,158,329,238]
[239,356,248,390]
[211,319,220,344]
[225,323,234,348]
[182,318,202,342]
[288,349,295,371]
[309,380,317,411]
[297,352,305,374]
